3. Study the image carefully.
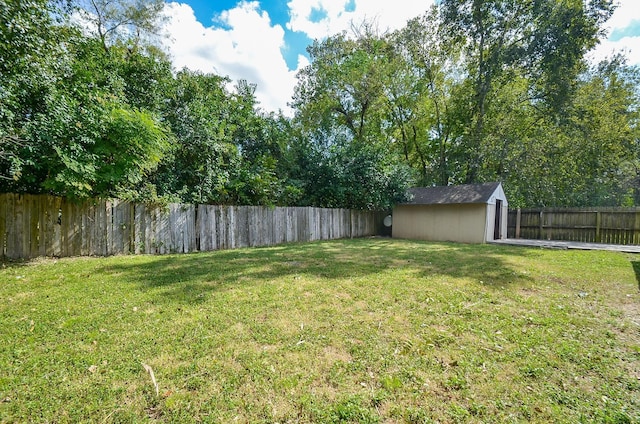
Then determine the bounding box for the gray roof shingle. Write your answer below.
[403,182,502,205]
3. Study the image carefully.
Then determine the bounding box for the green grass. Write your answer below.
[1,238,639,423]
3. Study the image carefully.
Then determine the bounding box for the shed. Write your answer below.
[392,182,508,243]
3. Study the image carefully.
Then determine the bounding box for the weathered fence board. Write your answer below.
[0,194,383,259]
[508,207,640,246]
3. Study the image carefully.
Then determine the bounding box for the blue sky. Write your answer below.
[183,0,311,70]
[161,0,640,114]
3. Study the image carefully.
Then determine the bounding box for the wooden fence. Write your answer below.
[0,194,384,259]
[508,207,640,245]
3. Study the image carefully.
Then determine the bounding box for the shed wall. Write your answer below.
[392,203,488,243]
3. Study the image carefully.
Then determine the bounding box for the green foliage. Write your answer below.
[283,137,413,210]
[387,9,460,186]
[100,108,169,190]
[500,56,640,207]
[72,0,167,51]
[1,0,637,208]
[0,0,66,182]
[32,101,170,199]
[290,0,636,207]
[0,29,170,199]
[293,29,391,145]
[291,28,417,209]
[152,69,238,204]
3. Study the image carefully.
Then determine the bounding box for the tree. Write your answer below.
[556,57,640,206]
[290,25,415,209]
[387,9,458,186]
[283,132,413,210]
[37,104,170,198]
[0,0,67,182]
[152,70,238,204]
[292,27,391,146]
[289,1,634,208]
[439,0,616,182]
[72,0,167,52]
[229,90,298,205]
[483,56,640,208]
[0,13,171,199]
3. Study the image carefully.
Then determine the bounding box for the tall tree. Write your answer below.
[439,0,616,182]
[11,36,170,198]
[387,9,458,186]
[72,0,166,52]
[0,2,171,198]
[558,57,640,206]
[0,0,66,182]
[228,82,295,206]
[292,26,391,146]
[291,26,415,209]
[153,70,238,204]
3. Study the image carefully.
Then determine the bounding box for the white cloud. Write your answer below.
[287,0,433,39]
[588,0,640,65]
[162,1,305,114]
[604,0,640,34]
[589,36,640,66]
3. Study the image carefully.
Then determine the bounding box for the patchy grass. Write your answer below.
[1,238,639,423]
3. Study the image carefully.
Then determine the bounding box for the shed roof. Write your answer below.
[403,182,503,205]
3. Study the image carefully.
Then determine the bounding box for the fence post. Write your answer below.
[515,208,521,239]
[129,201,135,254]
[595,211,601,243]
[539,210,544,240]
[0,193,6,258]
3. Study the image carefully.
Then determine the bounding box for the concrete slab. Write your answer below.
[490,238,640,254]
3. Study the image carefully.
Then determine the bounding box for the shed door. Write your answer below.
[493,200,503,239]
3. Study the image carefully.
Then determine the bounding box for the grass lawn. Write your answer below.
[1,238,639,423]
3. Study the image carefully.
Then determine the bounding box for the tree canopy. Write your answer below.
[1,0,638,208]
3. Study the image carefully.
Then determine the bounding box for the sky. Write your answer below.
[161,0,640,114]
